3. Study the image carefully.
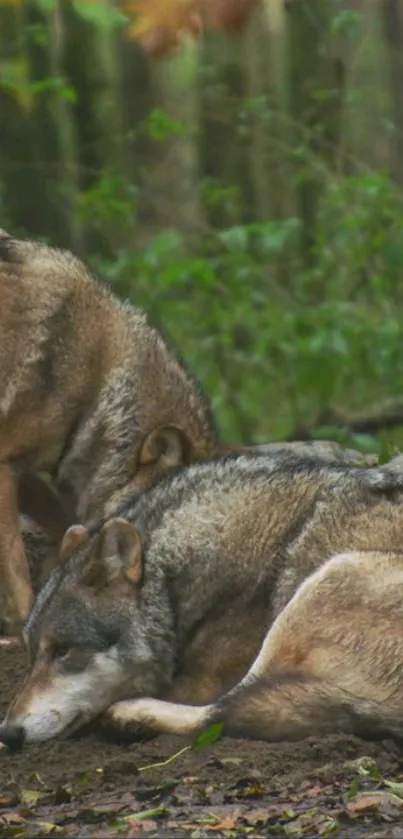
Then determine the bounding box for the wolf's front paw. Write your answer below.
[108,700,139,727]
[100,700,157,743]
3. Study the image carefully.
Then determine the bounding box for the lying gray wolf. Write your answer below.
[16,442,378,602]
[0,229,217,632]
[222,440,378,466]
[2,450,403,750]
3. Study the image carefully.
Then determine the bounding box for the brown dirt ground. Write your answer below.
[2,645,403,838]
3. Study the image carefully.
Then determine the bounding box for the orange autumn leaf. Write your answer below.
[120,0,262,58]
[123,0,198,39]
[202,0,261,32]
[122,0,261,43]
[139,25,182,59]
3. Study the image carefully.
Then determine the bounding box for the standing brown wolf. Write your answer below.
[3,450,403,749]
[0,229,217,632]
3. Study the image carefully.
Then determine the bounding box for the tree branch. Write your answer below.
[288,398,403,441]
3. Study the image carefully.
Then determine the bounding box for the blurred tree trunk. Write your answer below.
[0,2,65,240]
[148,45,202,236]
[198,30,255,229]
[381,0,403,188]
[23,2,65,241]
[285,0,345,269]
[114,34,159,249]
[62,0,106,254]
[49,0,83,254]
[243,3,283,223]
[197,28,257,442]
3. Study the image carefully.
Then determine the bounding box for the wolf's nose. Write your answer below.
[0,724,25,752]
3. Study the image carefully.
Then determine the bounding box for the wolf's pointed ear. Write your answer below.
[138,425,192,471]
[83,518,143,589]
[60,524,89,561]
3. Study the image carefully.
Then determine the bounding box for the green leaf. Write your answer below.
[384,780,403,798]
[73,0,127,29]
[123,807,170,820]
[378,439,396,465]
[354,756,382,781]
[331,9,361,38]
[218,226,249,253]
[146,108,185,142]
[193,722,224,752]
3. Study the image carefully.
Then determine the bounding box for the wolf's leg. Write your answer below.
[0,463,34,635]
[208,549,403,742]
[106,678,403,743]
[106,696,211,737]
[106,675,403,743]
[106,551,403,743]
[103,668,240,740]
[240,549,403,687]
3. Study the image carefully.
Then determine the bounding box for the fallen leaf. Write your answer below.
[305,785,324,798]
[348,794,385,814]
[234,783,264,799]
[347,792,403,816]
[0,813,27,825]
[384,779,403,798]
[242,808,277,826]
[20,788,49,807]
[216,757,244,768]
[319,818,340,836]
[124,807,170,821]
[135,779,179,800]
[352,756,382,780]
[35,821,64,834]
[126,821,157,837]
[205,813,238,830]
[92,802,127,815]
[0,826,27,839]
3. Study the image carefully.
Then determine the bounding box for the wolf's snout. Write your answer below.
[0,724,25,752]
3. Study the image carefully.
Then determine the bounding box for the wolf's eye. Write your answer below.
[52,642,70,660]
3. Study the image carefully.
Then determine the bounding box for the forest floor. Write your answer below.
[2,643,403,838]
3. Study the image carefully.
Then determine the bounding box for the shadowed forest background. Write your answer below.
[2,0,403,452]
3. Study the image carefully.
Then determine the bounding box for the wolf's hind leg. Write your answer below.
[210,549,403,743]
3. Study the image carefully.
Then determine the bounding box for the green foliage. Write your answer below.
[86,164,403,444]
[2,1,403,451]
[73,0,128,29]
[330,9,362,39]
[146,108,188,142]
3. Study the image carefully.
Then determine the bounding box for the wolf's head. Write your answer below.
[0,517,169,749]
